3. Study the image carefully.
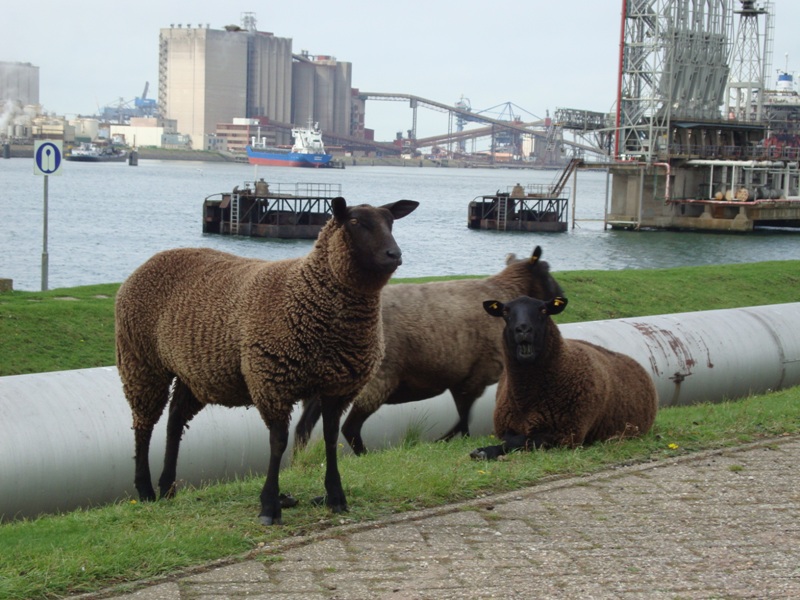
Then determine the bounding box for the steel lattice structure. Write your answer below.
[615,0,734,161]
[725,1,774,122]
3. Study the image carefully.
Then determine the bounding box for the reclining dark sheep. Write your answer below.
[295,246,563,454]
[115,197,418,525]
[471,296,657,460]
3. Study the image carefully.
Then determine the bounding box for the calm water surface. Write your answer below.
[1,157,798,291]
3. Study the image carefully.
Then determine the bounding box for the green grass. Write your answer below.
[1,260,799,598]
[0,284,118,375]
[1,390,798,599]
[1,260,799,376]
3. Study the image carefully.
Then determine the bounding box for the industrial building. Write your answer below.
[0,61,39,107]
[157,14,353,151]
[606,0,800,232]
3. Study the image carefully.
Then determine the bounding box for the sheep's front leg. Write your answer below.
[133,425,157,501]
[321,397,349,513]
[259,420,289,526]
[469,433,531,460]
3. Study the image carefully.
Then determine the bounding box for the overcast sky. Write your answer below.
[3,0,800,141]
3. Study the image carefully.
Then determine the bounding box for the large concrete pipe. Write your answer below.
[1,303,799,521]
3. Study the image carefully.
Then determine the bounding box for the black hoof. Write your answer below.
[259,514,283,526]
[138,490,157,503]
[310,495,349,514]
[470,448,488,460]
[279,493,299,508]
[471,444,505,460]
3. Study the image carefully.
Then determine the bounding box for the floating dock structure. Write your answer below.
[467,185,568,232]
[203,179,341,239]
[467,158,578,232]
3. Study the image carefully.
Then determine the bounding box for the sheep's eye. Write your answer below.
[349,218,359,225]
[540,308,548,315]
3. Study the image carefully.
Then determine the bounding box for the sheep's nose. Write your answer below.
[515,322,532,334]
[386,247,402,261]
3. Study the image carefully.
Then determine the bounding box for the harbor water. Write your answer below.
[1,157,798,292]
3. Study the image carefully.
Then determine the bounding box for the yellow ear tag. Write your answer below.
[553,298,563,306]
[529,256,538,264]
[490,302,499,310]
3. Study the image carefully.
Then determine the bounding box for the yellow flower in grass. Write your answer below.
[667,443,679,450]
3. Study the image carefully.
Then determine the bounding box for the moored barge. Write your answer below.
[467,158,579,232]
[203,179,341,239]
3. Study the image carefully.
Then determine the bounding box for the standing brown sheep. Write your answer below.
[294,246,563,454]
[471,296,658,460]
[115,197,418,525]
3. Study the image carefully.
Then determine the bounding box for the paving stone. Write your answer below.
[86,436,800,599]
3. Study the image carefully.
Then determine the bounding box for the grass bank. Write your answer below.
[0,261,799,598]
[1,260,799,377]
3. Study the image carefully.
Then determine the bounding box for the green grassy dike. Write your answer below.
[1,261,799,599]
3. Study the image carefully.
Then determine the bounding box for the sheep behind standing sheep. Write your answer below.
[471,296,657,459]
[115,197,418,525]
[295,246,563,454]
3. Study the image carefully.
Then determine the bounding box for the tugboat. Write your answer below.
[245,122,333,168]
[65,142,128,162]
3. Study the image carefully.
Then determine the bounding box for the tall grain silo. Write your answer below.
[248,33,293,127]
[0,61,39,106]
[313,60,336,133]
[333,61,352,137]
[292,60,316,127]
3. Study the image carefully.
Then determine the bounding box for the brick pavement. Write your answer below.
[89,436,800,599]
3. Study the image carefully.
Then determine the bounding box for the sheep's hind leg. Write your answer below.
[158,379,204,499]
[126,373,172,502]
[439,379,486,441]
[293,398,321,451]
[340,403,374,455]
[439,389,478,441]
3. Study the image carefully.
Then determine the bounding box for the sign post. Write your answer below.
[34,141,63,291]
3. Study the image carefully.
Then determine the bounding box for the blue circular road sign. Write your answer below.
[35,142,62,175]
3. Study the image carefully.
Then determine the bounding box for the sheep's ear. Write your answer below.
[530,246,542,264]
[483,300,505,317]
[331,197,348,221]
[382,199,419,220]
[547,297,568,315]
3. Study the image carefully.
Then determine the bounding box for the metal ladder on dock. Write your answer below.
[496,196,508,231]
[230,193,240,235]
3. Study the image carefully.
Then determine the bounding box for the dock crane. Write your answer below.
[134,82,157,116]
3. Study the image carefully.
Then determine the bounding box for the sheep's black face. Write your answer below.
[502,297,550,364]
[483,296,568,365]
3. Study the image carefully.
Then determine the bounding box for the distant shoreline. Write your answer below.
[3,143,575,170]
